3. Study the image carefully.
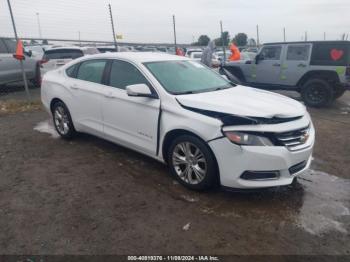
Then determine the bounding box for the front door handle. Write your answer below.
[70,84,79,90]
[273,63,281,67]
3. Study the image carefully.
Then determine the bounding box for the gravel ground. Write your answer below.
[0,90,349,255]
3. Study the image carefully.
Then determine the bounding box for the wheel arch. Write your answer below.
[161,128,221,185]
[50,98,65,113]
[297,70,340,88]
[162,129,218,168]
[221,65,247,82]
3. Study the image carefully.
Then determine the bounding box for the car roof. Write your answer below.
[84,52,190,63]
[264,40,350,45]
[45,46,97,51]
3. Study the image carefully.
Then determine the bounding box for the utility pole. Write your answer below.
[108,4,118,51]
[78,31,81,47]
[220,21,226,63]
[173,15,177,52]
[305,31,308,41]
[7,0,30,100]
[36,12,42,39]
[256,25,260,47]
[283,27,286,42]
[324,32,326,41]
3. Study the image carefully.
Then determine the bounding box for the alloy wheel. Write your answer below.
[54,106,70,135]
[172,142,207,185]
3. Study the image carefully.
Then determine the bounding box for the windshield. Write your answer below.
[144,60,233,94]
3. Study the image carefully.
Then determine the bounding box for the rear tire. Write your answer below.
[167,135,218,191]
[52,101,76,139]
[301,79,334,107]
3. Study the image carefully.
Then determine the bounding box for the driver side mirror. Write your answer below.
[126,84,158,99]
[25,50,32,57]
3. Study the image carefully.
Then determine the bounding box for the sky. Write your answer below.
[0,0,349,44]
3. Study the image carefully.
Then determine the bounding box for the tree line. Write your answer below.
[192,32,252,47]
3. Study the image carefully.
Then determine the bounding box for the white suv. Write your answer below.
[41,52,315,191]
[40,46,99,75]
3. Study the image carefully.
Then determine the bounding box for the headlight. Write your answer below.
[223,131,273,146]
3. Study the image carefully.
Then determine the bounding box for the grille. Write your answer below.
[289,161,307,175]
[240,171,280,181]
[275,125,310,151]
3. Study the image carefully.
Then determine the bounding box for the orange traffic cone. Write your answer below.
[13,39,25,60]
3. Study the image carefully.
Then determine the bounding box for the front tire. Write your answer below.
[167,135,218,191]
[301,79,334,107]
[52,101,76,139]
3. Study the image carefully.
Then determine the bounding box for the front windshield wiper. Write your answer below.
[214,85,233,91]
[173,91,195,95]
[174,84,233,95]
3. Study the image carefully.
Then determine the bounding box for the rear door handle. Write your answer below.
[298,63,307,68]
[70,84,79,90]
[273,63,281,67]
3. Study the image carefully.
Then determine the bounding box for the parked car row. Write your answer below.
[2,37,348,107]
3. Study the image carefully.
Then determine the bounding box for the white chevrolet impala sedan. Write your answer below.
[41,52,315,190]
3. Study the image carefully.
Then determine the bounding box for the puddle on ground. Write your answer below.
[33,120,60,138]
[195,165,350,236]
[297,169,350,235]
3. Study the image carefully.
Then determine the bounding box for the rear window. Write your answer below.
[311,43,350,66]
[2,39,16,53]
[43,49,84,60]
[97,48,116,53]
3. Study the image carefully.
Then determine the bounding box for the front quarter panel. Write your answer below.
[159,100,223,160]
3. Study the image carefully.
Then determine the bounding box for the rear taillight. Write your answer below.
[39,59,49,66]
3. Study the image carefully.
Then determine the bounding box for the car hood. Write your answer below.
[176,85,306,118]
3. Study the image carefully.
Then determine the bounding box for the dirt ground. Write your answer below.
[0,90,349,255]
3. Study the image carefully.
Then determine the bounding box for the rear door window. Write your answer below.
[287,45,310,61]
[0,40,8,54]
[76,60,107,84]
[66,64,78,78]
[43,49,84,60]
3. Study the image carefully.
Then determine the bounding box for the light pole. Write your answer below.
[36,12,42,39]
[220,21,226,62]
[173,15,177,52]
[7,0,30,100]
[108,4,118,50]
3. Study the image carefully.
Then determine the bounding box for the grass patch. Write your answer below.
[0,100,42,115]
